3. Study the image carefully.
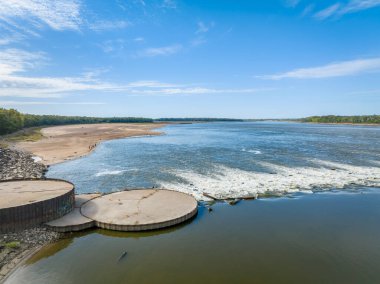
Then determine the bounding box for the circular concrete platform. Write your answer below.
[0,179,75,233]
[46,193,101,233]
[81,189,198,231]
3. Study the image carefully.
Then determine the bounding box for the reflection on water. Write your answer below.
[7,189,380,284]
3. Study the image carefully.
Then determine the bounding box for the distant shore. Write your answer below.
[13,123,166,165]
[302,121,380,127]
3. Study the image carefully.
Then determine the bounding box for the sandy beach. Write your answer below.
[15,123,165,165]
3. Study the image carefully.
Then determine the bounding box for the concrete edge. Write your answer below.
[94,205,198,232]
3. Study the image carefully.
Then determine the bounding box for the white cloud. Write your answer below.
[314,3,341,20]
[88,20,130,32]
[127,87,270,96]
[0,101,105,105]
[285,0,301,8]
[162,0,176,9]
[137,44,182,57]
[314,0,380,19]
[98,39,127,54]
[127,80,180,88]
[134,37,145,42]
[343,0,380,13]
[191,21,214,47]
[0,0,82,31]
[0,49,46,76]
[301,4,315,17]
[196,21,214,34]
[0,48,268,98]
[258,57,380,79]
[0,0,131,45]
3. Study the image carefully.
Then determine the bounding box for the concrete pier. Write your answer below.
[47,189,198,232]
[45,193,101,233]
[0,179,75,233]
[81,190,198,231]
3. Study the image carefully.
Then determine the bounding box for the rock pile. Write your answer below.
[0,148,46,180]
[0,228,61,280]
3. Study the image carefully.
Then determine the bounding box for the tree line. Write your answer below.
[0,108,153,135]
[300,115,380,124]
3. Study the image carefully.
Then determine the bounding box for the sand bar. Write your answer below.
[15,123,165,165]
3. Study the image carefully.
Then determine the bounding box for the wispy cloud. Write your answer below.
[0,0,132,46]
[191,21,215,47]
[314,0,380,20]
[314,3,341,20]
[98,39,127,54]
[0,0,82,31]
[0,48,267,98]
[134,37,145,42]
[0,101,105,106]
[343,0,380,13]
[196,21,214,34]
[88,20,130,32]
[126,87,271,96]
[285,0,301,8]
[162,0,177,9]
[301,4,315,17]
[0,49,46,76]
[258,57,380,79]
[137,44,182,57]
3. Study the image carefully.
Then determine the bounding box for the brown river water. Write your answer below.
[6,188,380,284]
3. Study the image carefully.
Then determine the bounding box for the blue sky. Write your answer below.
[0,0,380,118]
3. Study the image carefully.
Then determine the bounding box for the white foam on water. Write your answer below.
[95,170,127,177]
[159,160,380,200]
[242,148,262,154]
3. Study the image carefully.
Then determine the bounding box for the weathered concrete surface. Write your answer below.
[45,208,94,233]
[45,194,101,233]
[74,193,102,208]
[0,180,74,233]
[81,189,198,231]
[0,180,73,209]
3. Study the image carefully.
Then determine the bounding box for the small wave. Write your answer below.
[242,148,262,154]
[95,170,126,177]
[159,160,380,200]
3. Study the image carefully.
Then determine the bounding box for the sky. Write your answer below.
[0,0,380,118]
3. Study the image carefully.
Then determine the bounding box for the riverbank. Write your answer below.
[303,122,380,127]
[14,123,166,165]
[0,147,60,283]
[0,123,166,282]
[0,148,46,181]
[0,227,61,283]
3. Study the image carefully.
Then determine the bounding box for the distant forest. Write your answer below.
[0,108,153,135]
[2,108,379,136]
[300,115,380,124]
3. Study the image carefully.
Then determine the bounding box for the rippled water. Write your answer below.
[8,122,380,284]
[47,122,380,199]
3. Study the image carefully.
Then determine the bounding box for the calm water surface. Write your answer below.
[7,190,380,284]
[7,122,380,283]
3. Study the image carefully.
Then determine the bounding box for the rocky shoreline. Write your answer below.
[0,147,47,180]
[0,147,62,282]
